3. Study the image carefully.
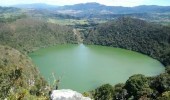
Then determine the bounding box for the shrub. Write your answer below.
[94,84,113,100]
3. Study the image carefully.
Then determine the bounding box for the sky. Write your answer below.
[0,0,170,7]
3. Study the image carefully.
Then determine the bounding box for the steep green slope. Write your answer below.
[0,18,78,53]
[84,17,170,66]
[0,17,79,99]
[0,13,80,99]
[0,45,48,99]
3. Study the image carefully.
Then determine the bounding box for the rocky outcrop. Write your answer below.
[50,89,91,100]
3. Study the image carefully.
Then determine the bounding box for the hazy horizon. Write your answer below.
[0,0,170,7]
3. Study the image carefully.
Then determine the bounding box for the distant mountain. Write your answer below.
[58,2,112,11]
[9,3,170,18]
[52,3,170,18]
[12,3,58,9]
[56,3,170,14]
[12,3,170,14]
[56,2,123,15]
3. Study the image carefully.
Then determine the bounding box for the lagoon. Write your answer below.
[29,44,164,92]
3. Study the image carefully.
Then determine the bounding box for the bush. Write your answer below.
[166,66,170,74]
[94,84,113,100]
[157,91,170,100]
[125,74,151,99]
[113,83,128,100]
[151,73,170,93]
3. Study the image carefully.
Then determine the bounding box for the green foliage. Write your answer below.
[94,84,114,100]
[166,66,170,74]
[0,45,48,99]
[0,13,79,99]
[112,83,128,100]
[92,73,170,100]
[125,74,152,99]
[84,17,170,66]
[7,87,48,100]
[157,91,170,100]
[83,17,170,100]
[0,18,78,53]
[151,73,170,93]
[0,7,170,100]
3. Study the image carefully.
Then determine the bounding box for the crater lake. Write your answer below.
[29,44,164,92]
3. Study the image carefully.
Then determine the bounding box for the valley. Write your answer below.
[0,2,170,100]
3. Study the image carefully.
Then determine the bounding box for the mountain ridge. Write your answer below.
[11,2,170,14]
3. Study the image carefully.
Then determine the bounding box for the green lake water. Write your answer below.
[29,44,164,92]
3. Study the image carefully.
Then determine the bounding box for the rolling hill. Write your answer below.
[0,18,78,53]
[84,17,170,66]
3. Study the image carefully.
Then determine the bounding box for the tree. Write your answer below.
[157,91,170,100]
[166,66,170,74]
[113,83,128,100]
[94,84,114,100]
[125,74,152,99]
[151,73,170,93]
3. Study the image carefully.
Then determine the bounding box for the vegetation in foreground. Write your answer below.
[88,68,170,100]
[0,45,49,99]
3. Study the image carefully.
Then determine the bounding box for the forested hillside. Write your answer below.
[0,7,79,98]
[0,13,80,99]
[0,18,78,53]
[0,45,48,99]
[84,17,170,66]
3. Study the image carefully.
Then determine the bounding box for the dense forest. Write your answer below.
[0,18,78,53]
[84,17,170,66]
[0,45,49,99]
